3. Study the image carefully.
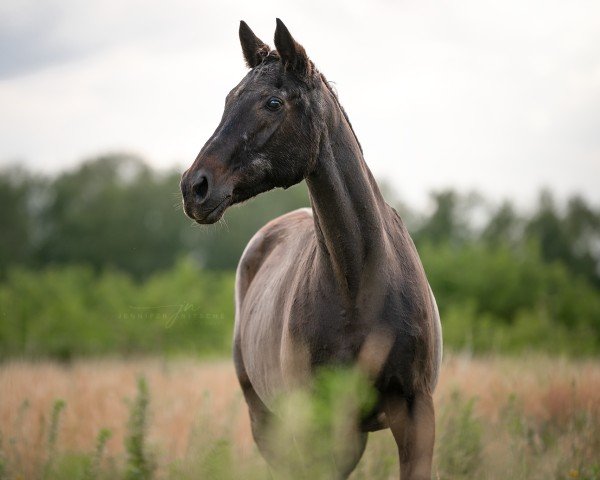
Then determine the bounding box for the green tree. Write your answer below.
[414,190,483,246]
[526,190,600,286]
[482,201,521,247]
[0,166,38,276]
[34,154,194,278]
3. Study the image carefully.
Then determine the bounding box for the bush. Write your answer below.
[0,261,235,359]
[0,239,599,359]
[420,241,600,355]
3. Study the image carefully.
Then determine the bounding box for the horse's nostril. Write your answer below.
[192,175,209,203]
[192,176,209,202]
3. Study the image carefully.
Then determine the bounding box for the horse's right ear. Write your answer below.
[274,18,311,78]
[239,21,270,68]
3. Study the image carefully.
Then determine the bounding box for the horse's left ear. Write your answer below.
[274,18,312,78]
[239,21,270,68]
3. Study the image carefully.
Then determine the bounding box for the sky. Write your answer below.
[0,0,599,209]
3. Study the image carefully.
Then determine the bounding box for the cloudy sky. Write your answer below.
[1,0,599,208]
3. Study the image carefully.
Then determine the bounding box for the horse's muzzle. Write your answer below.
[180,169,232,224]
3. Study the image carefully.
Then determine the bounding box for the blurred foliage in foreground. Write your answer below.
[0,154,599,358]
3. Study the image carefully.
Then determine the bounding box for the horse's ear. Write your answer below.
[239,21,270,68]
[274,18,311,78]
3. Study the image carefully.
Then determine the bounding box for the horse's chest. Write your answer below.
[240,285,364,402]
[239,257,421,405]
[286,303,365,367]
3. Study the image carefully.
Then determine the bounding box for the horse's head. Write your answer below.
[181,19,328,224]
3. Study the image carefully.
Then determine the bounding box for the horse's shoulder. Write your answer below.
[235,208,313,303]
[244,207,312,259]
[263,207,313,233]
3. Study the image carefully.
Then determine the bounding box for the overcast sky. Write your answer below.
[1,0,599,208]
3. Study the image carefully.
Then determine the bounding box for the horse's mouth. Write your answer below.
[194,195,232,224]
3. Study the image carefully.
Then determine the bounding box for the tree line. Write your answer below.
[0,154,599,357]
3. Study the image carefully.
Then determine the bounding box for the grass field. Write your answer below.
[1,354,599,479]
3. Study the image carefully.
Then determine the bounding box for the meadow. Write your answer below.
[1,353,599,480]
[1,157,599,479]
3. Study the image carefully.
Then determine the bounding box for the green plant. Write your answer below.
[436,390,482,479]
[125,377,155,480]
[83,428,112,480]
[6,399,29,478]
[0,432,6,480]
[42,399,66,480]
[263,367,376,478]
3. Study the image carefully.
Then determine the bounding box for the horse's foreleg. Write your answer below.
[242,383,276,463]
[233,345,277,468]
[384,392,435,480]
[333,430,368,479]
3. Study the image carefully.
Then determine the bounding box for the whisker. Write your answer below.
[219,214,230,231]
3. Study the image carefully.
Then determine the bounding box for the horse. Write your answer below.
[180,19,442,480]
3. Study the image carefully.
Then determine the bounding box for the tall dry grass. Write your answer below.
[1,354,599,479]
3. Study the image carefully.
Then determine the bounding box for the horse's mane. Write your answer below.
[320,72,363,155]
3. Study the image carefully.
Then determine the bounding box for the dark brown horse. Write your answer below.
[181,19,442,480]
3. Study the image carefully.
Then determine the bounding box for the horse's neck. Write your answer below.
[306,109,390,299]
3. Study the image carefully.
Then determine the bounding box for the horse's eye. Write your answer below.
[266,97,283,111]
